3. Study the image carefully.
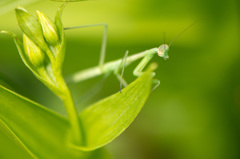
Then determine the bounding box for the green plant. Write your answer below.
[0,2,158,159]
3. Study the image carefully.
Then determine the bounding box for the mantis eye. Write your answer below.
[158,44,169,59]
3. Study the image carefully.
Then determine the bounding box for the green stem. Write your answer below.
[57,75,85,146]
[41,48,84,145]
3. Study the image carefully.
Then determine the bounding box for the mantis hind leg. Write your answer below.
[64,23,108,70]
[114,50,129,92]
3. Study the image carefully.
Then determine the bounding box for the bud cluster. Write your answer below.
[1,4,66,91]
[16,6,61,68]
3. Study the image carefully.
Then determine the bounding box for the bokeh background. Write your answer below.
[0,0,240,158]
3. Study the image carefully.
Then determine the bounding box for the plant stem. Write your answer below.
[58,76,85,146]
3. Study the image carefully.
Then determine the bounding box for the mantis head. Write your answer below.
[158,44,169,60]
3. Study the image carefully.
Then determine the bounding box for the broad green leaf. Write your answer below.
[73,68,154,151]
[0,85,103,159]
[0,128,32,158]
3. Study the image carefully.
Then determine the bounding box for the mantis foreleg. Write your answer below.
[133,53,160,91]
[133,53,155,77]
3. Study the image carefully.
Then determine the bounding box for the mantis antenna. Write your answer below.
[163,32,166,51]
[169,20,199,47]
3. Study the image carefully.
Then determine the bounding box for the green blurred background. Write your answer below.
[0,0,240,158]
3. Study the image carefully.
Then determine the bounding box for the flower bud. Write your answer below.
[37,11,59,46]
[23,34,45,68]
[15,6,49,52]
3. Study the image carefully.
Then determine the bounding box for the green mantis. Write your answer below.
[64,24,170,92]
[64,21,195,92]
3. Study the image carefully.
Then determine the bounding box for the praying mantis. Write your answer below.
[64,21,197,92]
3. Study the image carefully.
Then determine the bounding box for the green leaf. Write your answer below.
[73,68,154,151]
[0,85,106,158]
